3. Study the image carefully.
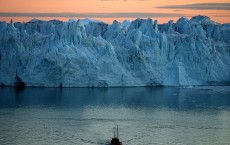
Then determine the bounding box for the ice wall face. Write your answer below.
[0,16,229,87]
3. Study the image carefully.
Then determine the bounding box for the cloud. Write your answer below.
[0,12,187,18]
[157,3,230,10]
[174,10,183,12]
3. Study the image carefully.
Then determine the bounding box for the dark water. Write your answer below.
[0,87,230,145]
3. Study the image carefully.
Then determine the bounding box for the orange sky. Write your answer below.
[0,0,229,23]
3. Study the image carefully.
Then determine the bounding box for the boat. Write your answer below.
[111,125,122,145]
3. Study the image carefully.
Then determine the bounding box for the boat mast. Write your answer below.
[114,127,116,138]
[117,125,118,138]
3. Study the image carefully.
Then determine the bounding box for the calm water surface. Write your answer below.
[0,87,230,145]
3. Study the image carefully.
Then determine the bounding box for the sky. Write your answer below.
[0,0,230,24]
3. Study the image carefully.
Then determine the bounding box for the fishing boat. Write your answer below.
[111,125,122,145]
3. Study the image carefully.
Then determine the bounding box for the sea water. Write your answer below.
[0,87,230,145]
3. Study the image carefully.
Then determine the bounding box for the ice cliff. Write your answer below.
[0,16,229,87]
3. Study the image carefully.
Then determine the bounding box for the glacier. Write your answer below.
[0,15,229,87]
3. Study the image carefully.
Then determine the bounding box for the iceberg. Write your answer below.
[121,19,132,28]
[0,16,229,87]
